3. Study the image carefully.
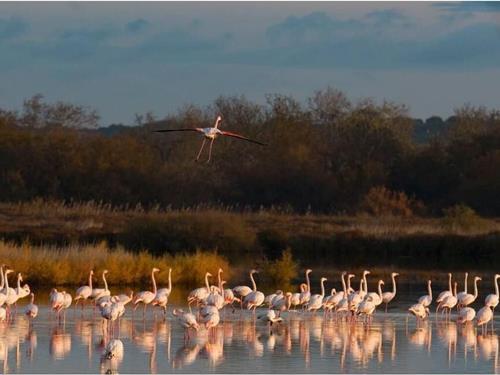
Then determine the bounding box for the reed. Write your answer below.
[0,241,230,287]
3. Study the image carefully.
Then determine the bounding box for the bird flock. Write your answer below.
[0,264,499,361]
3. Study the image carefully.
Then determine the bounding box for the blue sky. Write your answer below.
[0,2,499,125]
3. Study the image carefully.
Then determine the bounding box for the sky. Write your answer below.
[0,1,500,125]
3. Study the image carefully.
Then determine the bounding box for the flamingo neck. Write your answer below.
[4,271,9,291]
[0,267,4,290]
[473,279,479,298]
[495,276,499,297]
[168,269,172,292]
[218,270,222,295]
[392,275,397,295]
[453,283,457,297]
[347,277,352,293]
[306,272,311,292]
[103,273,108,291]
[464,273,468,293]
[16,274,21,292]
[428,281,432,299]
[320,279,325,297]
[250,272,257,292]
[151,270,157,294]
[89,272,93,290]
[205,273,211,292]
[363,273,368,294]
[31,294,34,304]
[341,274,346,294]
[358,279,363,293]
[448,274,452,293]
[378,282,383,297]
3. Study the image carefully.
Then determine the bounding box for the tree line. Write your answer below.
[0,89,499,216]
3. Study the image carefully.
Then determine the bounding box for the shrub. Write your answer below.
[443,204,487,232]
[261,248,298,291]
[360,186,424,217]
[119,211,256,258]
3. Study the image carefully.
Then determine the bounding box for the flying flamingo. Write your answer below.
[382,272,399,312]
[153,115,266,163]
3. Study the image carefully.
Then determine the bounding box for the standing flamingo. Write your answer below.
[436,273,453,310]
[24,293,38,320]
[172,309,199,341]
[458,276,481,308]
[438,282,458,318]
[188,272,212,311]
[243,270,265,312]
[457,272,469,303]
[477,305,494,334]
[307,277,327,313]
[154,115,266,163]
[485,274,500,312]
[382,273,399,312]
[299,269,313,307]
[418,280,432,308]
[91,270,110,301]
[75,270,93,310]
[134,268,159,317]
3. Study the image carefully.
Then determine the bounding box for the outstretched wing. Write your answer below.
[219,131,266,146]
[153,128,203,133]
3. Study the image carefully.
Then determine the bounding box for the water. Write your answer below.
[1,299,499,374]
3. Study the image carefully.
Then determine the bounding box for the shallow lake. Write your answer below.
[1,292,499,374]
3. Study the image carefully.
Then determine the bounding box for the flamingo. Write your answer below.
[408,303,429,323]
[357,295,377,324]
[153,115,266,163]
[438,282,458,318]
[458,276,481,308]
[307,277,327,313]
[457,307,476,324]
[436,273,453,309]
[24,293,38,319]
[56,291,73,321]
[258,309,283,328]
[271,292,292,316]
[290,284,306,310]
[222,281,240,308]
[75,270,93,309]
[103,339,124,360]
[265,290,283,307]
[477,305,494,334]
[111,291,134,306]
[91,270,110,301]
[134,268,159,316]
[418,280,432,308]
[243,270,265,312]
[155,268,172,299]
[382,272,399,312]
[456,272,469,303]
[366,280,385,307]
[349,279,365,313]
[188,272,212,310]
[205,268,225,310]
[299,269,312,307]
[0,265,7,307]
[172,309,199,341]
[329,272,347,310]
[485,274,500,312]
[4,270,20,314]
[323,288,337,313]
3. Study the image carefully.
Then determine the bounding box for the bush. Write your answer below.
[443,204,487,232]
[360,186,424,217]
[119,211,256,258]
[261,248,298,291]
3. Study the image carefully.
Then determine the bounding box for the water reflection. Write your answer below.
[0,305,498,373]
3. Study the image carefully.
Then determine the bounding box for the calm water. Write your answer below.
[1,296,499,374]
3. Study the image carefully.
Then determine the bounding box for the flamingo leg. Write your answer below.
[206,138,215,163]
[196,138,207,161]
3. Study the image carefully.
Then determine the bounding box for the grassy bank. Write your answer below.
[1,200,500,273]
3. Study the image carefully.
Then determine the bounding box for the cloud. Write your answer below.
[0,16,28,40]
[125,18,149,33]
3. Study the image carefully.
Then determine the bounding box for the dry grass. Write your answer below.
[0,241,230,287]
